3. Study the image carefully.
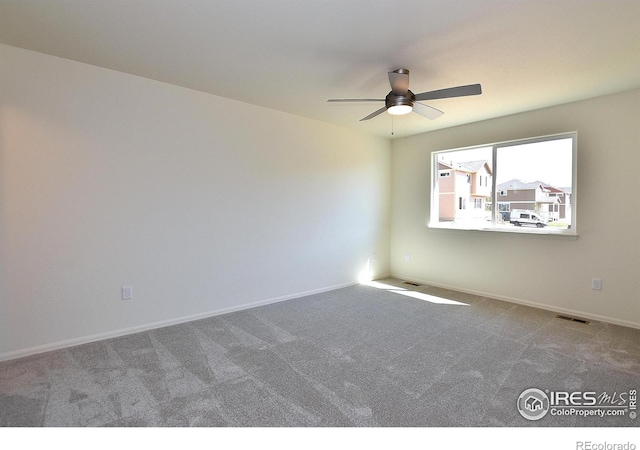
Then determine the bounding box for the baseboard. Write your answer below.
[388,273,640,331]
[0,280,358,363]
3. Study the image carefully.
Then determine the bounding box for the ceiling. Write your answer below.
[1,0,639,139]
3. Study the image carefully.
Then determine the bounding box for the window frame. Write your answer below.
[429,132,577,236]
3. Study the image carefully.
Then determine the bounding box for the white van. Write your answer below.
[510,209,546,228]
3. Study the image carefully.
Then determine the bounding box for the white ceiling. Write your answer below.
[1,0,639,138]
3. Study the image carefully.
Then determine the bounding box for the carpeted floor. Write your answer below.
[1,278,639,427]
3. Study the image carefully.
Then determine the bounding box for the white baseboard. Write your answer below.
[388,273,640,330]
[0,280,358,363]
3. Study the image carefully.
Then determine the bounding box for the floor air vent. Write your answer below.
[403,281,421,286]
[555,314,590,325]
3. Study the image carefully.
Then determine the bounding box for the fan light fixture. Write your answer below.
[388,104,412,115]
[385,89,415,116]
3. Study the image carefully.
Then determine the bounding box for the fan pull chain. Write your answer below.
[391,115,394,136]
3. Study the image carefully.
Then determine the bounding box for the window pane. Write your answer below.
[433,147,492,228]
[495,138,573,230]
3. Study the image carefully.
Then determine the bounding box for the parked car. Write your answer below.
[510,209,546,228]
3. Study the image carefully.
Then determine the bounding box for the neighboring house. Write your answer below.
[496,179,572,222]
[438,159,492,221]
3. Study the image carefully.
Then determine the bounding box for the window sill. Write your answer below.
[428,222,578,239]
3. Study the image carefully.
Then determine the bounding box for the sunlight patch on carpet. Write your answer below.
[362,281,468,306]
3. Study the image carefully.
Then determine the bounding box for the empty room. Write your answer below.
[0,0,639,445]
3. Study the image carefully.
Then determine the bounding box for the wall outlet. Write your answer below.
[404,253,411,262]
[591,278,602,291]
[122,286,133,300]
[372,253,377,261]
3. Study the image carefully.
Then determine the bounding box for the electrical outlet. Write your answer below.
[372,253,377,261]
[404,253,410,262]
[122,286,133,300]
[591,278,602,291]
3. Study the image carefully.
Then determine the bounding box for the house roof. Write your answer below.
[497,179,543,190]
[497,179,568,194]
[458,160,493,175]
[438,159,492,175]
[1,0,638,139]
[438,161,455,170]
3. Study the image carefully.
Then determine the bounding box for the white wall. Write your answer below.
[0,44,391,359]
[390,89,640,328]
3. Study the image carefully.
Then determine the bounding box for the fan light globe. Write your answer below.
[388,104,412,115]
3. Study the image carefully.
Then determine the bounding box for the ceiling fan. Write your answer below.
[327,69,482,121]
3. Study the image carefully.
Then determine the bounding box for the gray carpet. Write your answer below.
[1,278,639,427]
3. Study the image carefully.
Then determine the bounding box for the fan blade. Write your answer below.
[327,98,383,102]
[414,84,482,101]
[413,102,444,120]
[360,106,387,121]
[388,69,410,95]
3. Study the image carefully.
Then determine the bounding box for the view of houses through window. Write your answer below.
[431,133,576,234]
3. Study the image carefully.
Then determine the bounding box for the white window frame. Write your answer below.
[429,132,577,236]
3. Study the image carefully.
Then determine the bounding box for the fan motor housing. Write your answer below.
[385,89,415,109]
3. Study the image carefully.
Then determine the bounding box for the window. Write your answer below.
[430,132,576,234]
